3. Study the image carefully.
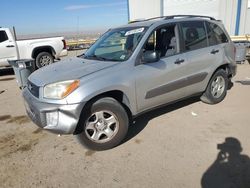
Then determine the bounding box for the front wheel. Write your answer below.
[76,97,129,151]
[35,52,54,68]
[200,69,228,104]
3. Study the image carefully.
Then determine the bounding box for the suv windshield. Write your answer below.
[83,27,147,62]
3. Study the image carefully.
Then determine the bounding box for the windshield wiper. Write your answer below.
[84,55,120,62]
[84,55,107,61]
[77,53,84,58]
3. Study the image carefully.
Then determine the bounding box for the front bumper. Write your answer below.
[22,88,85,134]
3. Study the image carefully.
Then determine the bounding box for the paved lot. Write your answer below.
[0,56,250,188]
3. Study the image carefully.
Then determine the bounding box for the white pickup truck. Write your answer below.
[0,27,68,68]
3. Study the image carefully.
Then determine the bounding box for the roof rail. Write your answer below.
[128,15,216,24]
[164,15,216,20]
[146,16,166,21]
[129,16,165,24]
[129,19,146,24]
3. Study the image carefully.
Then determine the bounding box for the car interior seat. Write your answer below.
[165,37,177,56]
[156,28,174,57]
[185,28,199,50]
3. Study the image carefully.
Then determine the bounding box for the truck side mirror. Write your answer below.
[142,51,160,63]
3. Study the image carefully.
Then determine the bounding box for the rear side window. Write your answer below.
[206,22,229,45]
[0,31,8,43]
[180,21,207,51]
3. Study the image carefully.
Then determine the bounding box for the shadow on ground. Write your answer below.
[201,137,250,188]
[236,80,250,85]
[122,96,200,143]
[0,68,14,76]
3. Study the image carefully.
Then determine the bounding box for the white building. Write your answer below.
[128,0,250,35]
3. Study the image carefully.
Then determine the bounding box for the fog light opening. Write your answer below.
[46,111,59,127]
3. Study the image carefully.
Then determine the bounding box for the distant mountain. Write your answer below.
[17,29,107,40]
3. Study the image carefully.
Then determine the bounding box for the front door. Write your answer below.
[135,24,190,112]
[0,29,17,67]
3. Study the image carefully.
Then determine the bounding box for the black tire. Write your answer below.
[35,52,54,68]
[76,97,129,151]
[200,69,228,104]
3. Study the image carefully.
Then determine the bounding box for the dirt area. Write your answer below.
[0,57,250,188]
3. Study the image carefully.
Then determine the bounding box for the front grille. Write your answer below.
[27,81,39,98]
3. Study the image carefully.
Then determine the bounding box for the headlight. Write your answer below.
[43,80,80,99]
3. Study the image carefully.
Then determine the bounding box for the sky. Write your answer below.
[0,0,128,35]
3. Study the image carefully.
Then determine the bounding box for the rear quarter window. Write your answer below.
[0,31,8,43]
[206,22,229,46]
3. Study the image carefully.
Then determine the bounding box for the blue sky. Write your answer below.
[0,0,128,35]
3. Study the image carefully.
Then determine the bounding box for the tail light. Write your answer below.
[62,39,66,49]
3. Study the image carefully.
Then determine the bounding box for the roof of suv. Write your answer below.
[118,15,218,28]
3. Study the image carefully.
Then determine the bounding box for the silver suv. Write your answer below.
[23,15,237,150]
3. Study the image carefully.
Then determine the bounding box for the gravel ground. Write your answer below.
[0,55,250,188]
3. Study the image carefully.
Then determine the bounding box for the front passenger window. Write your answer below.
[144,24,179,58]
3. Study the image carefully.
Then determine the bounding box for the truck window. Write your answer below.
[206,22,228,46]
[144,24,179,57]
[179,21,207,51]
[0,31,8,43]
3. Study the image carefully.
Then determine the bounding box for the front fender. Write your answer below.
[66,77,137,115]
[65,60,138,115]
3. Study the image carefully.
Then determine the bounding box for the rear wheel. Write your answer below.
[76,97,129,151]
[201,69,228,104]
[35,52,54,68]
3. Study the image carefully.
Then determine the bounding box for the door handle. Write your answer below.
[174,58,185,64]
[210,49,219,54]
[6,45,15,48]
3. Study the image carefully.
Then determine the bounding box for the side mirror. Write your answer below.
[142,51,160,63]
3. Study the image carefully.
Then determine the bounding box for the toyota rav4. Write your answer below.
[23,15,237,150]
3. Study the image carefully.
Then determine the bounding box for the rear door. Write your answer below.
[0,29,17,67]
[178,20,224,96]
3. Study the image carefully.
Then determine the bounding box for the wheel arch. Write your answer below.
[202,63,232,94]
[73,90,132,135]
[214,63,232,78]
[31,46,56,59]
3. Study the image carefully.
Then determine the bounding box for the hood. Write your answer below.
[29,57,117,86]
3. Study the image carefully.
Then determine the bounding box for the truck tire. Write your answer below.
[76,97,129,151]
[35,52,54,68]
[200,69,228,104]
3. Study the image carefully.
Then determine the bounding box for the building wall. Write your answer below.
[245,8,250,34]
[163,0,239,35]
[128,0,250,35]
[128,0,162,21]
[163,0,220,18]
[239,0,250,34]
[219,0,238,35]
